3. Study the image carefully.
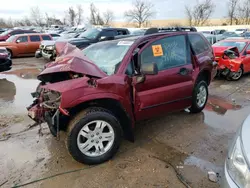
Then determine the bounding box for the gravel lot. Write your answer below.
[1,57,250,188]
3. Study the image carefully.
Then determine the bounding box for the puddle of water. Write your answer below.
[204,96,250,131]
[0,74,39,114]
[3,68,41,79]
[184,156,222,173]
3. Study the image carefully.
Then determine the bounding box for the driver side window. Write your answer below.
[140,35,188,71]
[16,36,28,43]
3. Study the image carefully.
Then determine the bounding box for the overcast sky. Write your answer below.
[0,0,228,22]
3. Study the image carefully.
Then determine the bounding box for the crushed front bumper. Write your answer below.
[42,50,53,60]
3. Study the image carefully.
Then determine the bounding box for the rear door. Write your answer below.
[15,36,29,55]
[133,34,194,121]
[29,35,41,54]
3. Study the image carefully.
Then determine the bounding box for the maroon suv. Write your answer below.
[0,29,37,41]
[27,28,216,165]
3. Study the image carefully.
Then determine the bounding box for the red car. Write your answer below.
[27,28,216,165]
[213,39,250,80]
[0,29,37,41]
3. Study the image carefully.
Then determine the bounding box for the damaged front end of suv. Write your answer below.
[28,42,107,136]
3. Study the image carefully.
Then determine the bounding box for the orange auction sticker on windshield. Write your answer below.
[152,45,163,57]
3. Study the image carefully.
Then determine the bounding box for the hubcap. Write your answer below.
[196,85,207,108]
[231,68,242,80]
[77,120,115,157]
[7,51,11,58]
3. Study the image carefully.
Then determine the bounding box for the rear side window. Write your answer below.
[30,35,41,42]
[188,34,210,55]
[101,30,116,37]
[42,35,51,40]
[117,30,128,35]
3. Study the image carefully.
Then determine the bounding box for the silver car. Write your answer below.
[222,114,250,187]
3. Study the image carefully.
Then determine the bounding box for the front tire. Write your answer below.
[189,80,208,113]
[67,107,122,165]
[228,67,243,81]
[7,49,12,59]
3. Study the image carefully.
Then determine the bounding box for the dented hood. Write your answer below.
[213,46,239,57]
[39,42,107,78]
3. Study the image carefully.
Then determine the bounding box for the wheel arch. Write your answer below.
[69,98,135,142]
[196,68,211,86]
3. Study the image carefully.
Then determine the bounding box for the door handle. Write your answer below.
[178,68,190,76]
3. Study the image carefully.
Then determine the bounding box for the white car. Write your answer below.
[235,29,248,35]
[222,114,250,187]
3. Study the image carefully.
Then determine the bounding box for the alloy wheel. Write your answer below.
[77,120,115,157]
[196,85,207,108]
[231,68,243,80]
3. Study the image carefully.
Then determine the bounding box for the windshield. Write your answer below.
[82,40,134,75]
[202,31,212,34]
[213,41,247,52]
[236,29,245,31]
[131,29,146,35]
[6,35,16,42]
[0,30,12,36]
[223,32,237,36]
[78,28,100,40]
[60,33,78,39]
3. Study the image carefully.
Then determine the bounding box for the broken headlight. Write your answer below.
[41,90,61,109]
[227,136,250,187]
[45,45,54,51]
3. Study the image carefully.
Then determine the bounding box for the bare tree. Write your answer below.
[30,6,44,26]
[76,5,83,25]
[228,0,239,25]
[89,3,104,25]
[185,6,193,26]
[68,7,77,26]
[235,0,250,25]
[103,10,114,25]
[124,0,154,28]
[0,18,7,28]
[185,0,215,26]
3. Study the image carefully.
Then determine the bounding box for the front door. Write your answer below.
[15,36,29,55]
[242,43,250,72]
[133,35,194,121]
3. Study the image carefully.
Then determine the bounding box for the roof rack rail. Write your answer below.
[144,26,197,35]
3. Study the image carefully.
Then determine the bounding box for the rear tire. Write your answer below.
[189,80,208,113]
[66,107,122,165]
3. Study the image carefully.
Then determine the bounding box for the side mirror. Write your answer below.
[246,50,250,55]
[141,63,158,75]
[16,39,21,43]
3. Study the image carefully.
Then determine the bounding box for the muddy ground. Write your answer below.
[1,57,250,188]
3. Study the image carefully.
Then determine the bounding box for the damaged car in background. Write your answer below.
[213,39,250,80]
[27,28,216,165]
[0,47,12,72]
